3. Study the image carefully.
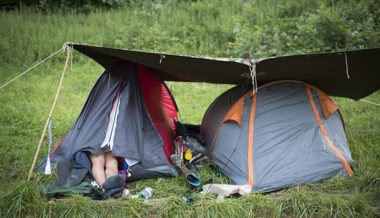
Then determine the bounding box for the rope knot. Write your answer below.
[249,61,258,94]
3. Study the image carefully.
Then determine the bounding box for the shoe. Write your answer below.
[103,186,124,200]
[102,174,125,191]
[170,154,201,186]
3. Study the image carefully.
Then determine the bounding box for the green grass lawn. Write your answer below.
[0,51,379,217]
[1,0,379,216]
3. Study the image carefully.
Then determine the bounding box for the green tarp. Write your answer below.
[71,43,380,99]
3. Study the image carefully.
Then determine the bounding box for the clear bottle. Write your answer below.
[138,187,153,201]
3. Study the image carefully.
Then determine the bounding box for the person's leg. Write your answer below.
[88,152,106,187]
[105,152,118,179]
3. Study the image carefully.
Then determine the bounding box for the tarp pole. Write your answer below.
[27,45,73,181]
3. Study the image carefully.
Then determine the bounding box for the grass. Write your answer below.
[0,48,379,217]
[1,0,379,217]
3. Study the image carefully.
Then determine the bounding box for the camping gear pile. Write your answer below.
[170,120,207,187]
[34,43,379,200]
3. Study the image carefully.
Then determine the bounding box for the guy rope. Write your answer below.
[27,44,73,180]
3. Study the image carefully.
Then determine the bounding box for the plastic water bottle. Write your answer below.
[216,194,225,201]
[138,187,153,201]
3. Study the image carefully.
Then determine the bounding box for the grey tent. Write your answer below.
[202,81,354,193]
[37,61,180,180]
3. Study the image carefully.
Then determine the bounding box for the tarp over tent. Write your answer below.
[71,43,380,100]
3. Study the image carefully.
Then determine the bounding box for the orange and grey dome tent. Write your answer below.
[202,81,354,193]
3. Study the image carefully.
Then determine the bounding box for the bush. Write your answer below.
[1,0,131,13]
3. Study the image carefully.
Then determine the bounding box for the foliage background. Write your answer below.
[0,0,379,217]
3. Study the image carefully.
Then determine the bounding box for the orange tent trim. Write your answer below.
[248,94,256,188]
[306,85,354,176]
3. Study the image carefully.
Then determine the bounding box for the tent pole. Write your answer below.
[27,45,73,181]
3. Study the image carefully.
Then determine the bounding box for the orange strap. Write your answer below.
[306,86,354,176]
[248,95,256,188]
